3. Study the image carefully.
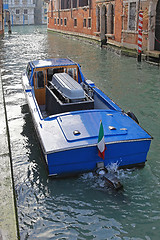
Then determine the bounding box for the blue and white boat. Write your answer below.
[22,58,152,177]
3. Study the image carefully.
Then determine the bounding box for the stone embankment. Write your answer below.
[0,70,19,240]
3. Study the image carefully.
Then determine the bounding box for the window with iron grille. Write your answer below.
[74,18,77,27]
[16,9,20,14]
[24,9,28,14]
[64,18,67,26]
[88,18,91,28]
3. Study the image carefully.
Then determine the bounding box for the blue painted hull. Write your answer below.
[47,140,151,176]
[22,58,152,177]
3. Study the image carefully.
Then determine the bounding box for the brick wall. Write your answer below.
[48,0,97,37]
[121,0,150,50]
[47,0,155,52]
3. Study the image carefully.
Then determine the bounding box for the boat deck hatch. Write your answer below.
[57,111,127,142]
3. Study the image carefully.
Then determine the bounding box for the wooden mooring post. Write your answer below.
[137,11,143,62]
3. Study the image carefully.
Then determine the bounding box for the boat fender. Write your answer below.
[127,111,139,124]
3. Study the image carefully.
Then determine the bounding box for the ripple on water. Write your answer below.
[1,25,160,240]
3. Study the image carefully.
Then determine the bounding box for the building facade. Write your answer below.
[0,0,4,35]
[42,0,48,24]
[7,0,35,25]
[120,0,160,52]
[34,0,48,25]
[48,0,98,40]
[47,0,160,53]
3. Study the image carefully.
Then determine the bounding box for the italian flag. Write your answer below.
[97,120,106,160]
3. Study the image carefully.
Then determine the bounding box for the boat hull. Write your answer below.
[22,58,152,178]
[46,139,151,177]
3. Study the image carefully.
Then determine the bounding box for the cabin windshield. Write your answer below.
[33,65,79,106]
[36,71,45,88]
[47,67,78,82]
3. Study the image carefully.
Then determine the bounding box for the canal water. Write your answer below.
[0,25,160,240]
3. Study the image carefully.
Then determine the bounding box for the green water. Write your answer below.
[0,25,160,240]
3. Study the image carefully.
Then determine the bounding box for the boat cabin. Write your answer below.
[26,58,94,118]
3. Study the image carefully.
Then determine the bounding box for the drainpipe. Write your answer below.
[77,0,79,8]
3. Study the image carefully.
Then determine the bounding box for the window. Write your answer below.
[14,0,19,4]
[83,18,86,27]
[64,18,67,26]
[61,0,71,9]
[73,0,77,8]
[54,17,56,25]
[35,71,44,89]
[57,18,59,25]
[16,9,20,14]
[51,0,53,18]
[110,4,114,34]
[66,68,77,81]
[61,18,63,26]
[24,9,28,14]
[74,18,77,27]
[129,2,136,31]
[79,0,88,7]
[88,18,91,28]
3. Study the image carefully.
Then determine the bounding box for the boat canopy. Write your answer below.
[27,58,85,87]
[31,58,78,69]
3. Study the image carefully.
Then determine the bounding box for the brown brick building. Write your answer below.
[47,0,160,53]
[0,0,4,36]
